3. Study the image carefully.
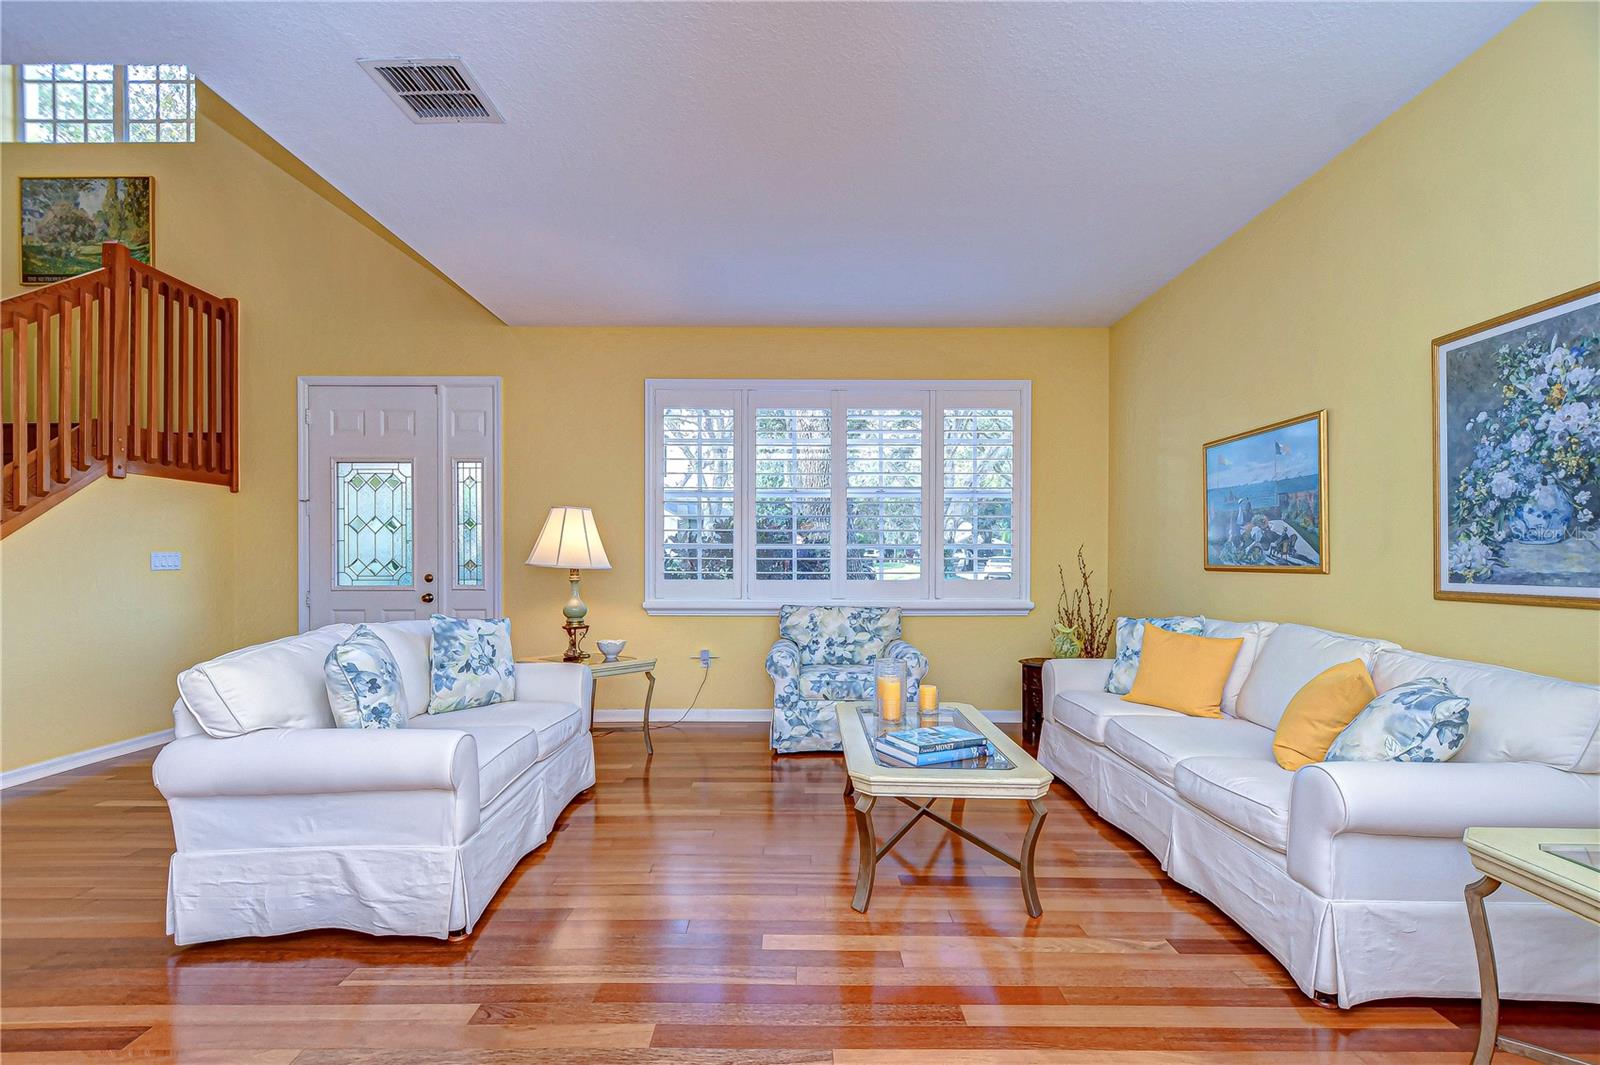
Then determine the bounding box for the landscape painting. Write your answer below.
[1434,283,1600,608]
[20,176,152,284]
[1204,411,1327,573]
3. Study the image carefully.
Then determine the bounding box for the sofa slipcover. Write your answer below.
[1038,619,1600,1007]
[155,625,597,944]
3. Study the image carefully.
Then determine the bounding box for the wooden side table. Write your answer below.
[1019,657,1048,752]
[523,654,658,754]
[1463,827,1599,1065]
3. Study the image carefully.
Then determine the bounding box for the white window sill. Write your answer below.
[643,599,1035,617]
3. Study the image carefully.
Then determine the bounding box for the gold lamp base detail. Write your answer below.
[562,620,590,662]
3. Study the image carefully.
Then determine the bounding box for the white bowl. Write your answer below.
[596,639,626,661]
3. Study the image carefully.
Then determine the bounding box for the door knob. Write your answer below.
[421,592,435,604]
[423,573,435,583]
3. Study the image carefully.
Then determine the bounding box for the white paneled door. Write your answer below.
[300,379,500,629]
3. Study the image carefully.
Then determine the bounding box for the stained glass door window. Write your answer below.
[455,460,485,587]
[336,461,414,586]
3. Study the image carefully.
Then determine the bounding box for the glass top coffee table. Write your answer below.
[837,701,1054,917]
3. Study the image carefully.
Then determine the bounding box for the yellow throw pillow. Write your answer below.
[1273,659,1378,770]
[1121,623,1244,718]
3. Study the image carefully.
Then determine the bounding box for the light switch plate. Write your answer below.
[150,551,182,571]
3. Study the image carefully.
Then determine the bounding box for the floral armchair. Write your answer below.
[766,605,929,753]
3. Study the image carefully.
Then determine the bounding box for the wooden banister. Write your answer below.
[1,242,238,538]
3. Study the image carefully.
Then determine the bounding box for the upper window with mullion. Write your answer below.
[755,405,832,584]
[17,63,195,143]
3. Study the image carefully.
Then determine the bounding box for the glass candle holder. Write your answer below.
[875,658,906,722]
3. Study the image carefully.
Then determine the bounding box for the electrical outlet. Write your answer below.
[699,649,712,668]
[150,551,182,571]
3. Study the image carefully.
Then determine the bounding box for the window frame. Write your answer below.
[15,63,195,144]
[645,378,1032,616]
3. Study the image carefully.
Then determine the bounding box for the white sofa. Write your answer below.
[1038,619,1600,1008]
[153,621,595,945]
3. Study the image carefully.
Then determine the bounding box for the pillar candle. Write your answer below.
[918,683,939,711]
[877,677,903,721]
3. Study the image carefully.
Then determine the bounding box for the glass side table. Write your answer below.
[522,654,657,754]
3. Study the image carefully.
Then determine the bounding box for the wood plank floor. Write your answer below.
[2,723,1595,1064]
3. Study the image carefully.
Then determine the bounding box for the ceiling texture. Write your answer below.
[3,1,1530,326]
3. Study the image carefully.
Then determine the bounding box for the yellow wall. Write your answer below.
[1108,2,1600,682]
[1,92,1108,769]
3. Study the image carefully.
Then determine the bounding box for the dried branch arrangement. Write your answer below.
[1054,546,1112,659]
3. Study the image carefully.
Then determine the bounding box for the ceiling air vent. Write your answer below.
[358,57,504,124]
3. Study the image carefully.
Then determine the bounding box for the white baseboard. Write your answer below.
[594,708,1022,724]
[1,728,174,790]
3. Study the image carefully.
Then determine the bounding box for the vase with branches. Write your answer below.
[1054,547,1111,659]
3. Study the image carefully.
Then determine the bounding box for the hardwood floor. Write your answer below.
[2,723,1595,1063]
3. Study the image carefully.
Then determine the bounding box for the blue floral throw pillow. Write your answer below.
[428,614,515,714]
[1325,678,1471,763]
[1104,615,1204,695]
[324,624,409,729]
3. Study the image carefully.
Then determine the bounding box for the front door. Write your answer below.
[301,379,500,628]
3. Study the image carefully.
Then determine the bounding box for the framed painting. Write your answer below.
[1433,282,1600,609]
[1203,410,1328,573]
[19,176,152,284]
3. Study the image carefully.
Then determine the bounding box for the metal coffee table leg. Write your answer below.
[1020,798,1049,919]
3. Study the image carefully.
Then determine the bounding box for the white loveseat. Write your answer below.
[1038,620,1600,1007]
[153,621,595,945]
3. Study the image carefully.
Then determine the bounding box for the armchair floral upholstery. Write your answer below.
[767,605,930,753]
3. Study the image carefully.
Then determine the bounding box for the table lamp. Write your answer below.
[526,506,611,661]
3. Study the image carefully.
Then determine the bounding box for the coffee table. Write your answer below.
[837,701,1054,917]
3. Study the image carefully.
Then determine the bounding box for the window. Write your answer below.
[18,64,195,143]
[646,380,1030,615]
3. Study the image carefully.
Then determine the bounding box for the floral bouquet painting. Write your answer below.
[1434,284,1600,608]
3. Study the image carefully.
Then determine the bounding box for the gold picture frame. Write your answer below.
[19,175,153,285]
[1432,281,1600,609]
[1202,410,1329,574]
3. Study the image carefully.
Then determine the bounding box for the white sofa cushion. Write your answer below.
[1052,690,1180,744]
[177,625,354,738]
[409,700,587,767]
[1174,756,1293,852]
[1235,623,1396,731]
[1372,649,1600,773]
[367,619,433,718]
[1103,715,1274,786]
[1201,618,1279,716]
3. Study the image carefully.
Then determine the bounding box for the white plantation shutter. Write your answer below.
[658,399,737,590]
[646,381,1028,614]
[846,405,925,588]
[754,403,832,583]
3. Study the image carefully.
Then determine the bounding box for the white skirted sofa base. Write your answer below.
[153,621,596,945]
[1038,620,1600,1008]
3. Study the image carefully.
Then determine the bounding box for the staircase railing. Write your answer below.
[2,242,238,538]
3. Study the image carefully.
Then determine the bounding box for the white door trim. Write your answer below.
[297,376,504,632]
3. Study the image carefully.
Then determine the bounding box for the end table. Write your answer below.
[1019,657,1048,752]
[523,654,657,754]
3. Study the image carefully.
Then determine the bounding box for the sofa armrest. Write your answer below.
[513,662,595,726]
[882,640,929,680]
[766,637,801,678]
[153,728,478,800]
[1041,657,1113,709]
[1288,761,1600,897]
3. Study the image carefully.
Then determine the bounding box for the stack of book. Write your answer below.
[874,724,989,766]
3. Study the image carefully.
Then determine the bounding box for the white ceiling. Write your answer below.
[3,2,1530,326]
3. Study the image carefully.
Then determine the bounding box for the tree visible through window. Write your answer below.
[18,64,195,143]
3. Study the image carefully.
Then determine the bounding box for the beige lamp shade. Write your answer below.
[526,506,612,570]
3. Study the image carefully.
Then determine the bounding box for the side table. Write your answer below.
[523,654,657,754]
[1019,657,1048,752]
[1463,827,1599,1065]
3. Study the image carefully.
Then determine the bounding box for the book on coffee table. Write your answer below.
[873,738,991,767]
[879,725,986,757]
